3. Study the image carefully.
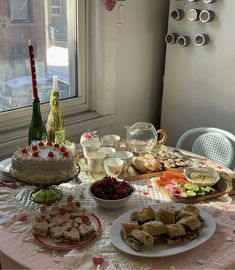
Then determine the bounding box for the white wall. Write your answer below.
[101,0,169,138]
[161,0,235,149]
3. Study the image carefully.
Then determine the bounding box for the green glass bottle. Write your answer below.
[46,75,65,143]
[28,99,48,145]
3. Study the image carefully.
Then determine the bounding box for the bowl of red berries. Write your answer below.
[88,176,135,209]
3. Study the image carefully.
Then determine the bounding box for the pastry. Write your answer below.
[132,154,162,173]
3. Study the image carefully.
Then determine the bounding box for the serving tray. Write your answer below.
[151,171,235,204]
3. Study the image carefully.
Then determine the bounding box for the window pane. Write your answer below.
[0,0,77,113]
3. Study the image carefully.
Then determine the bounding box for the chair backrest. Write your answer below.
[176,127,235,168]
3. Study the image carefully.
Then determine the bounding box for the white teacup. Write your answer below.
[102,134,121,149]
[86,152,106,173]
[103,157,124,178]
[81,139,101,158]
[113,151,133,172]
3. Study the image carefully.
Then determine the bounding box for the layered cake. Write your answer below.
[10,141,77,185]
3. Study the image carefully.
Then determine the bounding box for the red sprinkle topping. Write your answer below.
[60,146,66,152]
[59,208,67,215]
[32,145,38,151]
[143,191,149,196]
[48,151,54,158]
[18,215,28,222]
[147,184,153,189]
[54,143,60,149]
[21,148,27,154]
[82,215,90,224]
[38,142,44,147]
[47,141,53,147]
[63,151,69,157]
[32,152,39,158]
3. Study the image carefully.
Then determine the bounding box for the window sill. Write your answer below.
[0,111,115,159]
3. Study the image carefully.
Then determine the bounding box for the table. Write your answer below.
[1,160,235,269]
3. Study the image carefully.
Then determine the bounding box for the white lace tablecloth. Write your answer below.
[0,171,235,269]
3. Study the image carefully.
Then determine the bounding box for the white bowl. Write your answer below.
[88,180,135,209]
[184,167,220,187]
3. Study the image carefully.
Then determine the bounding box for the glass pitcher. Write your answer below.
[125,122,167,154]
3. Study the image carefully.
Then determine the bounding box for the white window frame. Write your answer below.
[0,0,117,157]
[51,0,61,16]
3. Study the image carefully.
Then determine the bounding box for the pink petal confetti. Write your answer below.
[222,205,230,211]
[230,215,235,221]
[18,215,28,222]
[143,191,149,196]
[147,184,153,188]
[93,256,104,266]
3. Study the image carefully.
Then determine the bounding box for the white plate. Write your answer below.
[110,203,216,258]
[0,158,12,174]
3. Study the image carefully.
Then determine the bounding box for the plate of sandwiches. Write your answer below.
[110,203,216,257]
[33,202,102,251]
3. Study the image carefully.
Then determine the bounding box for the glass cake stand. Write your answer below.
[13,165,81,204]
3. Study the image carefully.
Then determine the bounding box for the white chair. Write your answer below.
[176,127,235,168]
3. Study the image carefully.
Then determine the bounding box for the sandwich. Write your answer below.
[166,223,186,246]
[176,204,200,221]
[78,223,95,240]
[32,220,48,237]
[130,207,156,224]
[141,221,167,242]
[177,215,202,240]
[48,213,70,228]
[158,206,175,224]
[177,215,201,230]
[64,227,81,242]
[121,229,154,252]
[50,224,70,241]
[121,222,140,240]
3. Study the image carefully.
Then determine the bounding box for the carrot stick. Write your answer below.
[156,180,173,186]
[163,171,186,179]
[174,178,188,184]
